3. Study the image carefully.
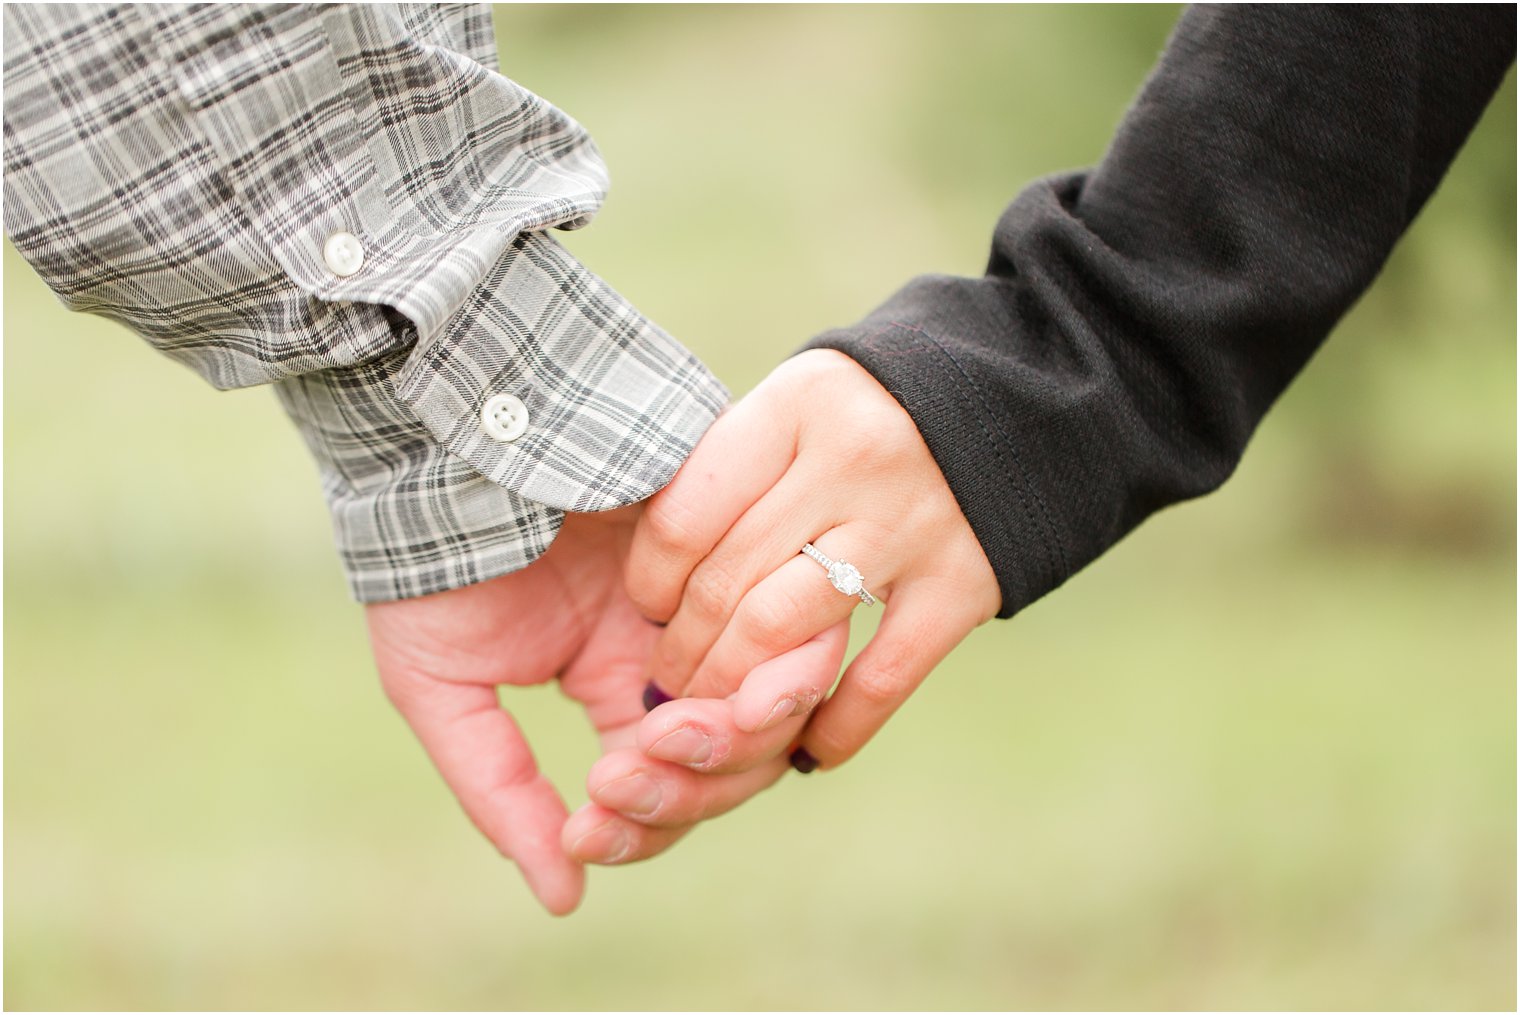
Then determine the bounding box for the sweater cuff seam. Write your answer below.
[877,319,1072,586]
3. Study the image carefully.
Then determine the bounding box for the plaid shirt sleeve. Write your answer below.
[2,3,727,601]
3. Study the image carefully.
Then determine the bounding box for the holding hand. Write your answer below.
[561,620,849,865]
[366,509,838,913]
[627,349,1001,771]
[366,511,650,914]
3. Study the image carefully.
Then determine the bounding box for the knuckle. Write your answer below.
[774,348,834,389]
[776,351,854,418]
[685,561,736,623]
[848,664,905,709]
[740,587,807,650]
[642,489,704,559]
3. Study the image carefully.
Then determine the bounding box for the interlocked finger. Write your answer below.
[636,694,810,775]
[730,618,849,733]
[565,752,790,863]
[643,468,834,698]
[627,400,796,625]
[681,531,884,701]
[586,746,793,829]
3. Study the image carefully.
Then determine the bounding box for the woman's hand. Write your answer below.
[561,620,849,865]
[624,349,1001,771]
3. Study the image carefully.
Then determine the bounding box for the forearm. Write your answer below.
[808,4,1515,617]
[4,4,725,601]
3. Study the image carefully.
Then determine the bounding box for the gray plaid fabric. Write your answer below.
[3,3,727,601]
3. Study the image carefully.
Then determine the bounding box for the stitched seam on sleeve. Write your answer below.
[884,321,1072,580]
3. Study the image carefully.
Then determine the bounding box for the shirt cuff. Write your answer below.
[391,230,729,514]
[275,346,563,602]
[276,231,727,603]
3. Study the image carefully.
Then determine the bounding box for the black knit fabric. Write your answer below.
[808,4,1515,619]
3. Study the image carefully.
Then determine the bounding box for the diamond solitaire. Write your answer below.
[801,543,877,606]
[828,561,864,597]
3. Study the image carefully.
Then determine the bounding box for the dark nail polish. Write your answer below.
[642,682,674,712]
[789,747,819,774]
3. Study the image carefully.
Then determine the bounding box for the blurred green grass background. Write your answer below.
[4,5,1514,1010]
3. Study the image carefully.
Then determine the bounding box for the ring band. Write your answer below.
[801,543,878,606]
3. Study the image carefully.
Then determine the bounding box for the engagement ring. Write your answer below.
[801,543,878,606]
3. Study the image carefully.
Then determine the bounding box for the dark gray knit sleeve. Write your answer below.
[807,4,1514,618]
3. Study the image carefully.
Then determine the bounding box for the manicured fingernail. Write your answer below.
[570,821,632,864]
[642,682,674,712]
[594,773,662,818]
[789,747,819,774]
[648,725,713,766]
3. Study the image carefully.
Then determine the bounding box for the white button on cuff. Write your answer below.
[323,231,365,277]
[481,393,530,442]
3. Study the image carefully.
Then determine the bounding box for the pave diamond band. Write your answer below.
[801,543,877,606]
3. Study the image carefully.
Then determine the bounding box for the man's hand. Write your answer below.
[366,511,642,913]
[365,508,833,914]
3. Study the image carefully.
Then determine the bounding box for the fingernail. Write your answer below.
[594,773,662,818]
[757,696,798,732]
[789,747,819,774]
[642,682,674,712]
[570,821,632,864]
[757,689,821,732]
[648,725,713,766]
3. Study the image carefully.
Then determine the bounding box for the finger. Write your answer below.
[731,618,850,733]
[642,468,833,697]
[635,695,806,776]
[584,747,791,830]
[641,617,845,728]
[381,669,584,915]
[797,585,980,771]
[626,400,797,624]
[557,586,665,753]
[562,803,690,865]
[681,531,881,700]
